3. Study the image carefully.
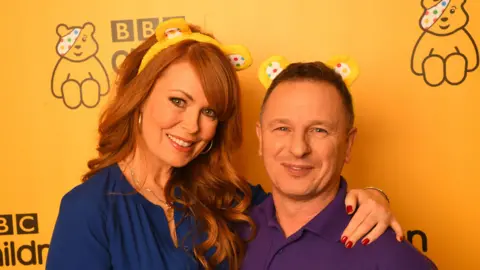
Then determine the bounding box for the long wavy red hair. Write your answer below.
[83,25,254,269]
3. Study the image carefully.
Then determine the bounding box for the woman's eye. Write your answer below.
[203,108,217,118]
[170,97,186,107]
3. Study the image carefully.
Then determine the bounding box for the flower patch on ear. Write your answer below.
[326,55,360,87]
[222,45,253,71]
[155,17,192,41]
[258,56,290,89]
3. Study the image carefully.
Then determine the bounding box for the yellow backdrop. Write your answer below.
[1,0,478,269]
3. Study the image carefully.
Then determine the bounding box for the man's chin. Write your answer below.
[274,186,316,201]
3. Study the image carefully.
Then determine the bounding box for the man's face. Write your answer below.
[257,80,356,200]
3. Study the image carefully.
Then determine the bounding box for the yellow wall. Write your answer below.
[1,0,478,269]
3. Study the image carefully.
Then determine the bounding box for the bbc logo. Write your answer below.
[0,214,39,235]
[110,16,185,42]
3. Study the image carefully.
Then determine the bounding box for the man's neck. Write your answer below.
[272,178,340,238]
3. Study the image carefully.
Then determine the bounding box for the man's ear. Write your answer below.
[344,127,357,164]
[256,121,263,156]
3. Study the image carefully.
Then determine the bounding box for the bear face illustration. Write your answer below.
[421,0,469,36]
[55,22,99,62]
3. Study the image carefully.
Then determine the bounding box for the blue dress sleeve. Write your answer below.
[46,188,111,270]
[249,183,269,206]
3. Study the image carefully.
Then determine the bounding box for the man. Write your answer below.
[241,61,437,269]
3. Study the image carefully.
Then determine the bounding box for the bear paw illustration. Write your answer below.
[80,78,101,108]
[61,80,82,109]
[422,55,445,87]
[445,53,468,85]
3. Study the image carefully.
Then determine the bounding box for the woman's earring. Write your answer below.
[201,141,213,154]
[138,113,143,132]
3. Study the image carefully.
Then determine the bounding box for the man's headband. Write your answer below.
[138,18,253,74]
[258,55,360,89]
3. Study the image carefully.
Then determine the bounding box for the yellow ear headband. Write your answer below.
[138,18,253,74]
[258,55,360,89]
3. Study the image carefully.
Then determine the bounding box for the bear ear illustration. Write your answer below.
[155,17,192,41]
[326,55,360,88]
[258,56,290,89]
[221,45,253,71]
[82,22,95,34]
[56,24,70,37]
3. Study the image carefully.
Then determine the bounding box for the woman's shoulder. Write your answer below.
[60,164,126,214]
[249,182,270,206]
[47,165,123,269]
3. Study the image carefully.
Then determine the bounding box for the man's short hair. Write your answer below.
[260,61,355,128]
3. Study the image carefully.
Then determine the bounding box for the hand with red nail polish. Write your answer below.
[341,188,404,248]
[345,241,353,249]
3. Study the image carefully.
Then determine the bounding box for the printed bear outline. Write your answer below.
[411,0,479,87]
[51,22,110,109]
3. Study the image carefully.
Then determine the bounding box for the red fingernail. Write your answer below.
[362,238,370,246]
[399,236,404,242]
[346,205,353,214]
[341,236,348,244]
[346,241,353,248]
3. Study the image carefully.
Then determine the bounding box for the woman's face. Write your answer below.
[139,60,218,168]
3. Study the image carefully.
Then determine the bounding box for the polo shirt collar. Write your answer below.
[261,177,351,243]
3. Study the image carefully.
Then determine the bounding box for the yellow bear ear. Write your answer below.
[258,56,290,89]
[326,56,360,87]
[155,17,192,41]
[221,45,253,71]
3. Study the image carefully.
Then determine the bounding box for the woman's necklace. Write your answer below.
[130,168,173,211]
[129,168,178,245]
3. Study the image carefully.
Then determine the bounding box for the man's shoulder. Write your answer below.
[364,229,437,269]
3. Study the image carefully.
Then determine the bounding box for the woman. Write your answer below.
[46,18,403,270]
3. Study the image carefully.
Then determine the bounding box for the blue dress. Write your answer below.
[46,164,267,270]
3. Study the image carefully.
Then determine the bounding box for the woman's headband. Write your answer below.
[138,18,253,74]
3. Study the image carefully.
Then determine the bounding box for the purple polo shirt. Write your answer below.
[241,178,437,270]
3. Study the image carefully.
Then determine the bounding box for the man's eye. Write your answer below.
[276,127,289,132]
[313,128,327,133]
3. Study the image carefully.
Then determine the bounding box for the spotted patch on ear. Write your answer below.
[326,56,360,87]
[258,56,290,89]
[221,45,253,70]
[155,17,192,41]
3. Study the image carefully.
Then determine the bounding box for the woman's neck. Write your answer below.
[122,146,173,191]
